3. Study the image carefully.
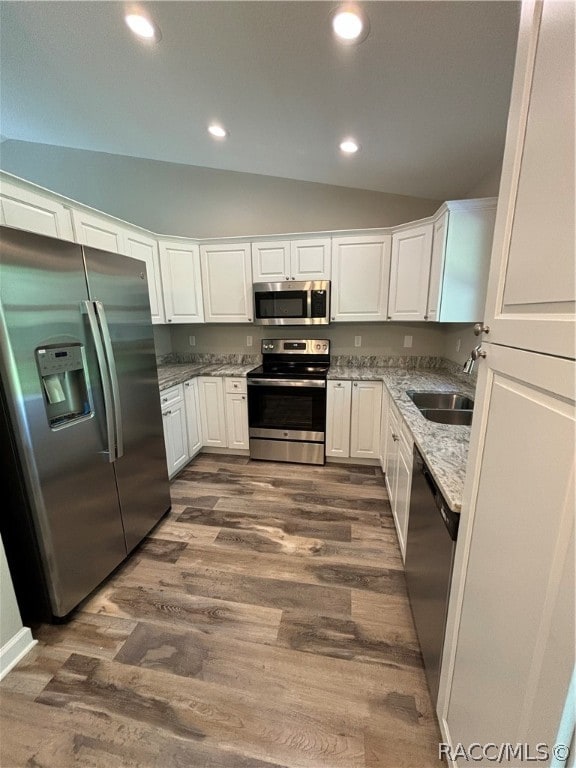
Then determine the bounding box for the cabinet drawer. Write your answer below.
[160,384,184,409]
[225,377,247,394]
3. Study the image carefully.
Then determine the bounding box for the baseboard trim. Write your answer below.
[0,626,37,681]
[326,456,380,466]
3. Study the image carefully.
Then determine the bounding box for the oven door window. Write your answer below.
[254,290,308,320]
[248,383,325,432]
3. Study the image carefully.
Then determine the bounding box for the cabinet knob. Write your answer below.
[335,383,342,387]
[162,397,168,403]
[392,433,399,441]
[285,276,289,281]
[473,323,490,336]
[168,319,172,322]
[387,316,391,320]
[353,382,358,387]
[424,315,429,320]
[331,317,335,321]
[248,318,252,322]
[242,395,246,400]
[163,410,172,417]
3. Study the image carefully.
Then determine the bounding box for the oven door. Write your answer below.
[247,378,326,464]
[253,286,308,325]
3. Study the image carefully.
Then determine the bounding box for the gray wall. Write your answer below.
[464,162,502,199]
[0,535,24,649]
[0,140,441,238]
[168,322,450,359]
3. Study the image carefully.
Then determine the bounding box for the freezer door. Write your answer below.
[0,227,127,617]
[83,246,171,551]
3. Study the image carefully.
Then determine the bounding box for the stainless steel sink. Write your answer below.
[419,408,474,426]
[407,390,474,410]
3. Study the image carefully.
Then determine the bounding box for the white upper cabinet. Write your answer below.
[158,239,204,324]
[71,209,126,254]
[389,223,433,321]
[251,237,331,282]
[0,177,75,241]
[482,0,574,358]
[251,240,291,282]
[200,243,253,323]
[331,234,391,322]
[124,230,165,324]
[290,238,331,280]
[428,200,497,323]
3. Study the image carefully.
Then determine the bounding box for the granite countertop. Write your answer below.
[157,362,256,391]
[329,364,474,513]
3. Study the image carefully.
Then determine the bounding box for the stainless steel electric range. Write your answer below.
[247,338,330,465]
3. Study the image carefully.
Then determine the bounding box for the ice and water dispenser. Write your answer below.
[36,344,92,428]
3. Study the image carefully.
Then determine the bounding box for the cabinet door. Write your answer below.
[197,377,227,447]
[389,224,433,321]
[482,0,575,357]
[124,231,165,324]
[184,379,203,458]
[331,235,391,322]
[251,241,291,282]
[350,381,382,459]
[0,178,74,241]
[159,239,204,324]
[162,400,189,478]
[384,408,399,505]
[290,238,331,280]
[427,213,448,322]
[225,393,249,450]
[325,380,352,458]
[394,439,413,561]
[71,209,126,254]
[379,390,390,472]
[200,243,253,323]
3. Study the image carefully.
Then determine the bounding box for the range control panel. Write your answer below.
[261,339,330,355]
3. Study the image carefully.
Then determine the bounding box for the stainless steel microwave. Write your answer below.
[253,281,330,325]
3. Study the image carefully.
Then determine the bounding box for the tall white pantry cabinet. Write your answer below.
[440,1,575,760]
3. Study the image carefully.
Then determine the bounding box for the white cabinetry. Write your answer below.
[350,381,382,459]
[326,379,382,460]
[197,376,227,447]
[160,385,189,478]
[384,398,413,560]
[200,243,253,323]
[71,209,126,254]
[0,177,74,241]
[326,381,352,458]
[225,378,249,450]
[158,239,204,324]
[427,200,497,323]
[183,379,203,459]
[124,230,165,324]
[252,237,331,282]
[331,235,391,322]
[389,223,433,321]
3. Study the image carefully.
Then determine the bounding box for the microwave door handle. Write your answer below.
[307,290,312,319]
[94,301,124,459]
[83,300,116,462]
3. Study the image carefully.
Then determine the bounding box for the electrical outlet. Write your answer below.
[456,337,462,352]
[189,335,196,347]
[403,335,413,348]
[246,335,253,347]
[354,335,362,347]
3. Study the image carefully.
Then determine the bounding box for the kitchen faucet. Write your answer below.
[463,344,486,375]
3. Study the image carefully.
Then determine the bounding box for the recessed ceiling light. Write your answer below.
[331,5,369,44]
[208,124,228,139]
[125,13,161,42]
[339,139,360,154]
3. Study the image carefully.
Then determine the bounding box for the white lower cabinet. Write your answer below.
[326,379,382,460]
[326,381,352,458]
[197,376,227,448]
[160,385,189,478]
[384,399,413,560]
[225,393,249,450]
[183,379,203,458]
[350,381,382,459]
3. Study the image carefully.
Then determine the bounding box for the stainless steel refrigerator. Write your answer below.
[0,226,171,621]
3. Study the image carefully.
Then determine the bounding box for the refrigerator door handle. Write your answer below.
[83,300,117,462]
[94,300,124,460]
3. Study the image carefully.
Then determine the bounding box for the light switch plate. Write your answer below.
[189,335,196,347]
[354,336,362,347]
[403,335,413,348]
[246,335,253,347]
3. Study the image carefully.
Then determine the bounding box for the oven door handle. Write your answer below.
[247,378,326,388]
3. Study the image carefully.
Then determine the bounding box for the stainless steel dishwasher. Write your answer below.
[405,446,460,703]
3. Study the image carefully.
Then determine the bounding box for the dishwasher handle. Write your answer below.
[416,447,460,541]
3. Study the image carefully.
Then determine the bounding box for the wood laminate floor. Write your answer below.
[0,455,442,768]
